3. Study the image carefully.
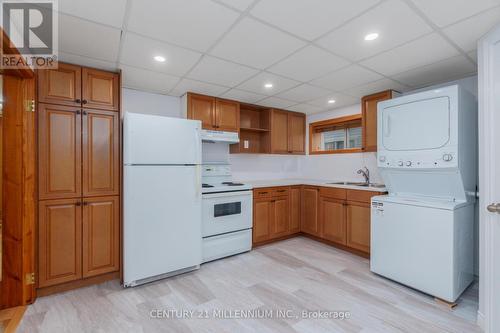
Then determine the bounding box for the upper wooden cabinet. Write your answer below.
[82,68,120,111]
[38,63,119,111]
[362,90,397,152]
[271,109,305,154]
[186,93,239,132]
[301,187,320,236]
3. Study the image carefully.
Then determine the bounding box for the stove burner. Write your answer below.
[222,182,244,186]
[202,184,214,188]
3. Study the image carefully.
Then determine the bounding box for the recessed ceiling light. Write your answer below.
[264,83,273,89]
[364,32,379,41]
[154,55,166,62]
[328,99,336,104]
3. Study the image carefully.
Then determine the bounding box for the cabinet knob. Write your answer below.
[75,110,81,115]
[75,201,81,206]
[75,99,81,103]
[83,111,87,115]
[82,99,88,104]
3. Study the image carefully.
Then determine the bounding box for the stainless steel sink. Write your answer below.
[327,181,386,188]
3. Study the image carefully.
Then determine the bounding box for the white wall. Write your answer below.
[122,88,181,117]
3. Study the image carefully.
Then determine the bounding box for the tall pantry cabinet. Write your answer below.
[36,63,121,292]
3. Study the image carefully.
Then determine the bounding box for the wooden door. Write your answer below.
[37,63,82,107]
[346,202,371,253]
[38,199,82,288]
[270,197,289,238]
[82,196,120,278]
[289,186,301,234]
[215,98,239,132]
[301,187,319,236]
[82,68,119,111]
[362,90,394,152]
[320,197,346,245]
[38,104,82,200]
[253,198,272,244]
[82,110,119,197]
[187,93,216,130]
[271,110,289,153]
[288,113,305,154]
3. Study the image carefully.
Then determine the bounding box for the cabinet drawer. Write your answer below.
[253,187,289,198]
[319,187,346,200]
[346,190,381,203]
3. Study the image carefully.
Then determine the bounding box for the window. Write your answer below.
[309,115,363,154]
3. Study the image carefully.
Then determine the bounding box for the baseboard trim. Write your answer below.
[37,271,120,297]
[477,310,485,331]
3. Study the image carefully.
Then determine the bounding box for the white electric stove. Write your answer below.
[201,164,253,263]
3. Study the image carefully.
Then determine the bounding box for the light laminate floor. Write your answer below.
[19,237,480,333]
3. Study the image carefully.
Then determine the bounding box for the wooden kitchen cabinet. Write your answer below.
[270,197,289,238]
[37,63,82,107]
[288,113,306,154]
[82,68,120,111]
[289,186,301,233]
[82,196,120,278]
[82,109,120,197]
[362,90,396,152]
[271,110,305,154]
[38,199,83,288]
[38,104,82,200]
[253,198,272,243]
[320,197,346,245]
[346,202,371,253]
[301,187,320,236]
[186,93,239,132]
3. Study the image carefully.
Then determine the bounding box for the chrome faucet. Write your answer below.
[357,167,370,185]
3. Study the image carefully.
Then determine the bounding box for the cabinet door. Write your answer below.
[38,199,82,287]
[288,113,305,154]
[346,202,371,253]
[82,110,120,197]
[38,104,82,200]
[37,63,82,106]
[320,197,346,245]
[289,187,301,234]
[216,98,239,132]
[271,110,289,153]
[253,198,272,244]
[362,90,394,152]
[82,68,120,111]
[82,196,120,278]
[301,187,320,236]
[187,93,216,130]
[270,197,289,238]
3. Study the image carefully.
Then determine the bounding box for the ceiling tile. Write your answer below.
[392,55,477,88]
[214,0,254,11]
[120,32,202,77]
[316,0,432,61]
[187,56,259,87]
[250,0,380,40]
[127,0,240,52]
[59,14,121,62]
[310,65,383,91]
[58,52,117,71]
[343,78,409,98]
[221,89,267,104]
[210,17,306,69]
[287,103,325,115]
[58,0,127,27]
[410,0,500,27]
[275,84,331,103]
[120,65,180,94]
[236,72,300,95]
[360,33,459,76]
[443,7,500,52]
[267,45,350,82]
[170,79,229,97]
[307,92,359,109]
[256,97,297,109]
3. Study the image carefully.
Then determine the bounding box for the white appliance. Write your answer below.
[201,129,239,144]
[123,112,202,287]
[371,85,477,303]
[201,164,252,263]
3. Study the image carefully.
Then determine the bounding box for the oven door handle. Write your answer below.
[202,191,252,199]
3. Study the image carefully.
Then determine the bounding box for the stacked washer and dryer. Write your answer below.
[370,85,477,303]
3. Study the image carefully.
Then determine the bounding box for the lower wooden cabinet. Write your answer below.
[320,197,346,245]
[301,187,320,236]
[346,202,371,253]
[289,186,301,233]
[253,198,272,244]
[38,196,120,288]
[270,197,289,238]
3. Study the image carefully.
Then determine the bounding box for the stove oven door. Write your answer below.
[202,190,253,238]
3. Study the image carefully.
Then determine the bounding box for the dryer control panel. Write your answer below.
[378,150,458,169]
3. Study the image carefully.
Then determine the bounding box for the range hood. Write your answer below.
[201,130,239,143]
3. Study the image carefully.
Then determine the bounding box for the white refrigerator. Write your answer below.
[123,112,202,287]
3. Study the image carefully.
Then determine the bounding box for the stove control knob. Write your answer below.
[442,154,453,162]
[398,161,404,167]
[379,156,386,162]
[406,161,412,167]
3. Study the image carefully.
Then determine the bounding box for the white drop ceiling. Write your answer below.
[56,0,498,114]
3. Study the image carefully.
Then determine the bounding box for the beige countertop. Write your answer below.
[240,179,388,192]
